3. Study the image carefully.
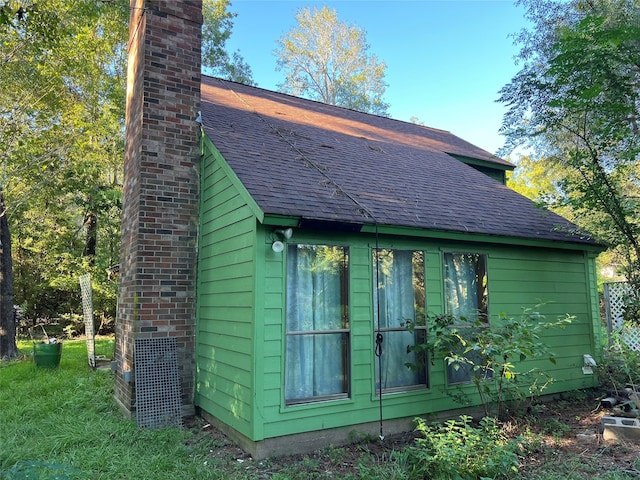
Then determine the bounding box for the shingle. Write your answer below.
[200,76,598,246]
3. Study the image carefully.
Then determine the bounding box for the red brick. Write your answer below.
[115,0,202,416]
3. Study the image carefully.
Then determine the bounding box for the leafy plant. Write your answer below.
[408,304,573,417]
[537,417,572,439]
[622,289,640,326]
[597,331,640,395]
[405,415,521,479]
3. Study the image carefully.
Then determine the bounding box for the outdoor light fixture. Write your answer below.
[271,227,293,253]
[275,228,293,240]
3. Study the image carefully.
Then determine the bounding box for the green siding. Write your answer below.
[448,154,513,185]
[196,136,259,439]
[254,235,601,440]
[196,133,601,444]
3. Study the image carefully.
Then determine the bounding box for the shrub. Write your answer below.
[407,304,573,418]
[405,415,521,480]
[597,332,640,395]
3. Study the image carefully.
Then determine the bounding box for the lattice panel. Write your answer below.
[79,273,95,367]
[135,337,182,429]
[621,328,640,352]
[605,282,632,330]
[605,282,640,351]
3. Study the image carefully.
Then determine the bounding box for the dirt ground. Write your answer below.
[192,393,640,478]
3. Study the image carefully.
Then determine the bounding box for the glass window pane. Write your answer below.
[373,249,427,390]
[443,253,488,322]
[287,245,348,332]
[375,329,426,389]
[285,333,348,402]
[285,245,349,403]
[443,252,489,385]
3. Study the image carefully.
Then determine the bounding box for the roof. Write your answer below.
[200,76,598,247]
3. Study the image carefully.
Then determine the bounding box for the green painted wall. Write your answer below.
[197,135,602,443]
[448,154,512,185]
[254,233,601,440]
[196,137,259,439]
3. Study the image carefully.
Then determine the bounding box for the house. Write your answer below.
[115,0,604,459]
[195,76,603,457]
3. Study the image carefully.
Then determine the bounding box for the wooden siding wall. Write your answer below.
[255,233,601,441]
[196,135,600,443]
[196,142,257,439]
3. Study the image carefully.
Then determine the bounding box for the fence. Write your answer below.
[604,281,640,351]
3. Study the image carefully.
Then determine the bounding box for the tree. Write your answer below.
[0,0,128,359]
[202,0,254,84]
[0,188,16,360]
[0,0,248,358]
[275,6,390,116]
[499,0,640,301]
[507,155,574,214]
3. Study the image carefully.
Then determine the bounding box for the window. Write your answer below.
[373,249,427,391]
[285,245,350,404]
[443,252,489,385]
[443,252,488,322]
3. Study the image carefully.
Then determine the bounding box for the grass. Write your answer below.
[0,339,243,480]
[1,338,639,479]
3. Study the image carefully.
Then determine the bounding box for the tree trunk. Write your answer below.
[83,211,97,266]
[0,188,18,361]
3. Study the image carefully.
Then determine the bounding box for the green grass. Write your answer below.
[1,339,637,480]
[0,339,244,480]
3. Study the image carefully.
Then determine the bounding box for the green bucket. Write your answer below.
[34,342,62,368]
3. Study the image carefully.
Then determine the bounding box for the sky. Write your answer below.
[223,0,531,156]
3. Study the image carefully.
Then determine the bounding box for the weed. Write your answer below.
[537,417,572,438]
[356,451,410,479]
[348,429,377,444]
[405,415,522,479]
[597,332,640,395]
[322,445,347,464]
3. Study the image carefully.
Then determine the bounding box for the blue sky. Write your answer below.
[224,0,530,155]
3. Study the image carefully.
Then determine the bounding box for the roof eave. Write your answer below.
[360,223,605,252]
[261,213,604,252]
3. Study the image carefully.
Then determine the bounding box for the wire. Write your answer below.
[126,6,145,54]
[374,224,384,441]
[216,78,386,440]
[218,79,376,223]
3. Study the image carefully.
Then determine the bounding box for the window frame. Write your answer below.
[284,243,351,405]
[441,251,490,386]
[373,248,428,393]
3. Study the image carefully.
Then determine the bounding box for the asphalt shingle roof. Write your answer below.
[200,76,598,246]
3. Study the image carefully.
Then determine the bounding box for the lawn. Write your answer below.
[1,338,639,479]
[0,339,238,480]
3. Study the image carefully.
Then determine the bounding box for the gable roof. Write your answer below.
[200,76,598,247]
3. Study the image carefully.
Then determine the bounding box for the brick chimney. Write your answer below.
[114,0,203,417]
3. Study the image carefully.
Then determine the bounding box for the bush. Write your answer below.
[404,415,521,480]
[597,332,640,394]
[407,304,573,418]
